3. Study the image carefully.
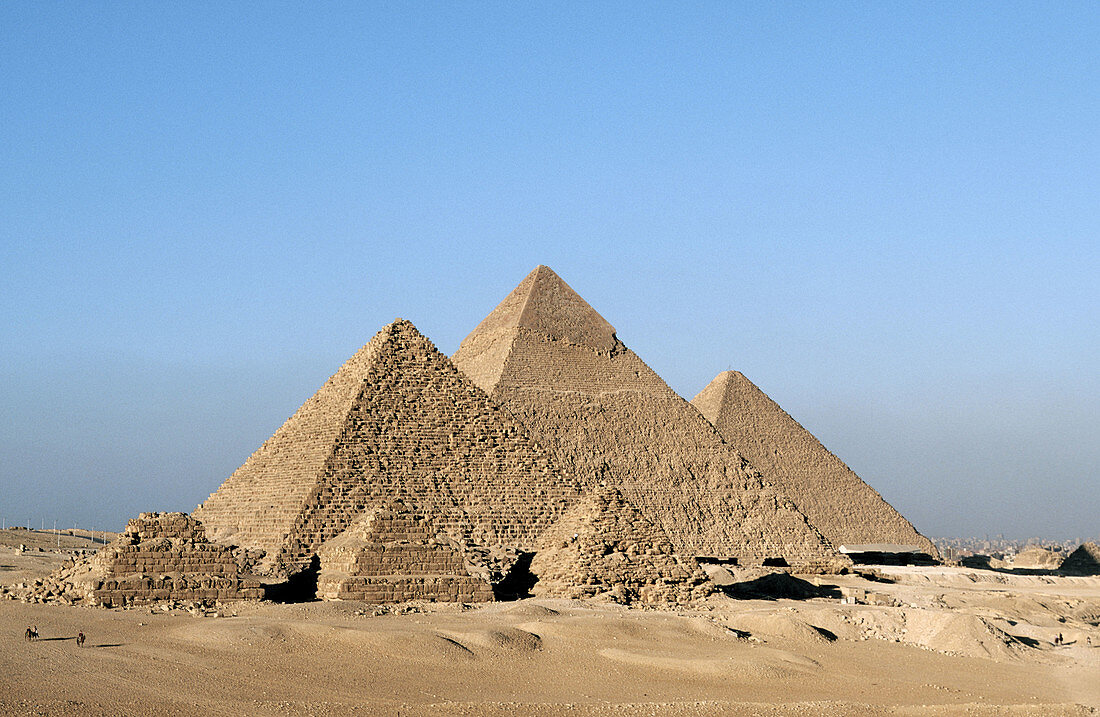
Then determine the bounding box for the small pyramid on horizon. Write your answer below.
[194,318,582,576]
[452,266,840,569]
[1060,542,1100,575]
[692,370,935,555]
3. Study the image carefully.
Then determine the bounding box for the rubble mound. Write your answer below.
[35,513,262,607]
[317,500,493,603]
[1011,546,1064,570]
[529,488,713,605]
[1060,543,1100,575]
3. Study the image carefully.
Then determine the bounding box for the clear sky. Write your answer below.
[2,3,1097,540]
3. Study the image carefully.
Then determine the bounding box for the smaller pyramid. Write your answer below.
[317,499,493,603]
[529,488,713,605]
[1060,543,1100,575]
[693,371,935,556]
[39,513,262,607]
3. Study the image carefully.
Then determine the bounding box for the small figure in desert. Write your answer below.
[76,631,85,648]
[25,626,39,642]
[24,627,33,642]
[1054,633,1063,646]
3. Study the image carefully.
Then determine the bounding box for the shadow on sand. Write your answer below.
[721,573,842,601]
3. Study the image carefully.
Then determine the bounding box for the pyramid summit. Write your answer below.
[692,370,934,556]
[453,266,840,569]
[195,317,582,577]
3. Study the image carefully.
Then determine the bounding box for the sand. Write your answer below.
[3,537,1099,716]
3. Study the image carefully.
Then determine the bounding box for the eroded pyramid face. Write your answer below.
[452,266,841,569]
[693,370,935,555]
[195,318,581,575]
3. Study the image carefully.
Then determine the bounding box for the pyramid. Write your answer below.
[38,513,262,607]
[692,371,935,555]
[529,488,713,605]
[1060,542,1100,575]
[317,499,493,603]
[194,318,582,576]
[452,266,840,569]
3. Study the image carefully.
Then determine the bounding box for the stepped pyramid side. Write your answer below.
[200,318,583,575]
[317,500,493,603]
[692,371,935,555]
[530,488,713,605]
[38,513,262,607]
[1060,543,1100,575]
[453,266,840,569]
[194,338,385,555]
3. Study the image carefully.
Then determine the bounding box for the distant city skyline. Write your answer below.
[2,4,1096,539]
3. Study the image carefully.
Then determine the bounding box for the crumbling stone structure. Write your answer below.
[530,488,713,605]
[452,265,841,570]
[692,370,936,556]
[195,318,582,578]
[317,500,493,603]
[44,513,262,607]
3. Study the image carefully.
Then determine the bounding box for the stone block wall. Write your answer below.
[41,513,263,607]
[317,501,493,603]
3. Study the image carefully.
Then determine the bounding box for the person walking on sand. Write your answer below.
[76,631,85,648]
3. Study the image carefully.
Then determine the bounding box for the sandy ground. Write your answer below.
[2,540,1098,716]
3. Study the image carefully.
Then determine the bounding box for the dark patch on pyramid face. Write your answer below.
[692,371,936,556]
[195,318,581,576]
[453,266,841,569]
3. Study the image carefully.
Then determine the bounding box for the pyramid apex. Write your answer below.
[461,265,618,353]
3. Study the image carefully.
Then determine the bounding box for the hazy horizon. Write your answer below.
[3,4,1096,540]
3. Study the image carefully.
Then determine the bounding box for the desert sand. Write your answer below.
[3,536,1098,716]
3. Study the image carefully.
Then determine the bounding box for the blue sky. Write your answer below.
[2,3,1097,540]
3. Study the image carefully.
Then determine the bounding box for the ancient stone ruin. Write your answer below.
[195,318,583,578]
[317,499,494,603]
[452,265,842,570]
[692,370,936,556]
[41,513,262,607]
[530,488,713,605]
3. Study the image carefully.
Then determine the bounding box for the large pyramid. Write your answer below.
[452,266,840,569]
[194,318,582,575]
[692,371,935,555]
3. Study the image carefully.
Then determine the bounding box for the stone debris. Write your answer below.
[452,265,842,570]
[29,513,262,607]
[1011,546,1064,570]
[692,370,935,555]
[530,488,714,605]
[317,499,494,603]
[195,318,582,578]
